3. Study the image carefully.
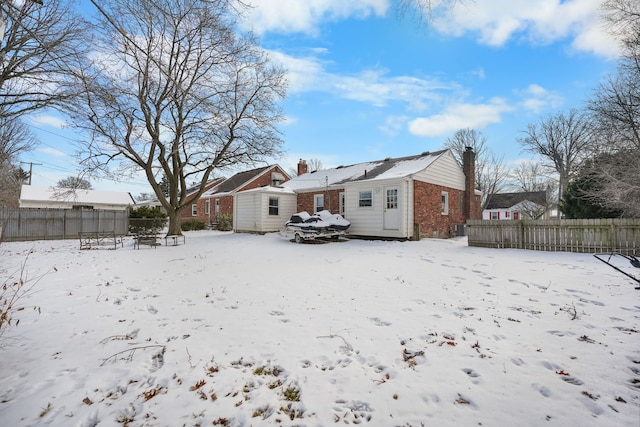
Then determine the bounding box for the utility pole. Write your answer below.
[20,162,42,185]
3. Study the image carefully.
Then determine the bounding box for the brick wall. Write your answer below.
[413,181,466,238]
[296,188,342,214]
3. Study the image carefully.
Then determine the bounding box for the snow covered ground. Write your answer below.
[0,231,638,426]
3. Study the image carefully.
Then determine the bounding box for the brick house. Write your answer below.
[196,165,290,225]
[276,148,481,239]
[178,178,225,221]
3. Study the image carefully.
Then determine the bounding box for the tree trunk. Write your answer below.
[166,209,182,236]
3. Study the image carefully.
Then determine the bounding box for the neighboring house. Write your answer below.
[262,148,482,239]
[19,185,135,210]
[198,165,290,225]
[178,178,226,221]
[483,191,548,220]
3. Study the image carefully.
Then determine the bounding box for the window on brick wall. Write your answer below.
[205,200,210,215]
[441,192,449,215]
[192,204,198,216]
[314,194,324,212]
[268,197,279,216]
[339,192,345,215]
[359,191,372,207]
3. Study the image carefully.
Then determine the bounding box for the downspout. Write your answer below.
[406,178,411,240]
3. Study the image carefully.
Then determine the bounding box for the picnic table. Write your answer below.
[79,232,124,250]
[133,233,161,249]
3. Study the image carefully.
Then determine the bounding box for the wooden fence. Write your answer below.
[467,218,640,255]
[0,207,129,242]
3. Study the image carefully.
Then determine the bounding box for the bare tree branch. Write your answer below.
[64,0,287,235]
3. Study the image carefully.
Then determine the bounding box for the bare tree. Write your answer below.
[443,128,508,209]
[509,161,556,193]
[0,114,37,207]
[0,114,37,164]
[518,109,595,202]
[308,158,323,172]
[580,0,640,216]
[56,176,92,190]
[0,0,88,119]
[66,0,287,235]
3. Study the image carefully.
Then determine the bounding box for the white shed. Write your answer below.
[19,185,135,210]
[233,186,297,233]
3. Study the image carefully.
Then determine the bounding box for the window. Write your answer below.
[192,204,198,216]
[359,191,372,207]
[268,197,279,216]
[205,200,210,215]
[314,194,324,212]
[441,192,449,215]
[339,192,345,216]
[513,211,520,220]
[215,199,220,216]
[505,211,510,218]
[491,211,498,220]
[386,189,398,209]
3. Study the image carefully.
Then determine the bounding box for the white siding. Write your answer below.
[413,151,465,190]
[234,190,297,233]
[262,193,296,232]
[345,178,412,239]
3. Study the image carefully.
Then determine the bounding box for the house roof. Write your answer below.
[203,165,285,197]
[485,191,547,210]
[184,177,225,196]
[282,150,448,191]
[20,185,135,206]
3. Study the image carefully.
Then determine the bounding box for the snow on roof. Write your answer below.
[238,185,296,195]
[20,185,134,206]
[283,150,446,191]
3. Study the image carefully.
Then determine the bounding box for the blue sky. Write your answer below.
[20,0,618,195]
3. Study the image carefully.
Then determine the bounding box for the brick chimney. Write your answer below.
[462,146,478,220]
[297,159,308,176]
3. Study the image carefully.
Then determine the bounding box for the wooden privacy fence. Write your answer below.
[467,218,640,255]
[0,207,129,242]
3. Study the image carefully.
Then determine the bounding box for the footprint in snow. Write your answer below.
[332,399,373,424]
[369,317,391,326]
[146,305,157,314]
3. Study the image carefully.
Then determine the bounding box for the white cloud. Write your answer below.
[29,114,67,129]
[407,98,512,137]
[37,147,68,157]
[269,49,462,110]
[236,0,389,35]
[432,0,619,58]
[516,84,563,113]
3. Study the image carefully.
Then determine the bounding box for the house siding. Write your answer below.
[413,151,465,190]
[234,190,296,233]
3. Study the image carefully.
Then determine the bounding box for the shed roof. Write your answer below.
[282,150,447,191]
[485,191,547,210]
[20,185,135,206]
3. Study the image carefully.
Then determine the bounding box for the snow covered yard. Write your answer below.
[0,231,638,427]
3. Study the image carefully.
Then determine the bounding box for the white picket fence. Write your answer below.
[467,218,640,255]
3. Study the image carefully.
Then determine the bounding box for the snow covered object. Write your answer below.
[282,210,350,243]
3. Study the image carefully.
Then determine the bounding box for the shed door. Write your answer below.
[383,187,399,230]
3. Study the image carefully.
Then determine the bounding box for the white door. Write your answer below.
[383,187,399,229]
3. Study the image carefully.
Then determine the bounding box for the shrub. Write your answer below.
[216,214,233,231]
[128,206,167,235]
[1,253,44,348]
[181,219,206,231]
